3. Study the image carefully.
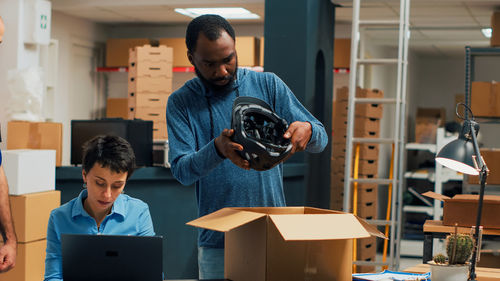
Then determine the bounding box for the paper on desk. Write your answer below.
[352,270,431,281]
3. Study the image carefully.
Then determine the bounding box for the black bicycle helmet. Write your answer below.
[231,96,292,171]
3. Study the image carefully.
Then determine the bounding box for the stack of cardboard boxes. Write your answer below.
[330,86,383,273]
[127,45,173,140]
[0,150,60,281]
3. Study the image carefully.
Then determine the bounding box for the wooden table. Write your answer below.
[405,264,500,281]
[422,220,500,263]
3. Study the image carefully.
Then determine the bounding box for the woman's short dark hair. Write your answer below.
[185,14,236,53]
[82,135,136,180]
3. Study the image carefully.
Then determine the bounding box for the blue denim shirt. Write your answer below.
[43,189,155,281]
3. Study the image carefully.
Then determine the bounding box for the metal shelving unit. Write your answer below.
[401,127,464,257]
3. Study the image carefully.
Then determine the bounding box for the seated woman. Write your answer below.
[44,135,155,281]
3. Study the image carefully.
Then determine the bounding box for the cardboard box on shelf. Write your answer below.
[106,98,129,119]
[471,81,500,117]
[491,11,500,47]
[10,190,60,243]
[158,38,191,67]
[2,150,56,195]
[128,76,173,93]
[423,191,500,229]
[468,148,500,185]
[7,121,63,166]
[106,38,150,67]
[334,39,351,69]
[129,44,173,63]
[153,121,168,140]
[335,100,384,119]
[129,107,166,122]
[129,60,173,78]
[415,107,446,144]
[478,249,500,268]
[235,36,260,66]
[128,92,170,108]
[0,239,46,281]
[259,37,264,66]
[331,157,378,175]
[332,142,379,160]
[188,207,385,281]
[335,87,384,101]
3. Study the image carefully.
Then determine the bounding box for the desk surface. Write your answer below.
[405,264,500,281]
[423,220,500,235]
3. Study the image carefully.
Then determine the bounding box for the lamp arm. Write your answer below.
[468,122,488,281]
[469,122,488,172]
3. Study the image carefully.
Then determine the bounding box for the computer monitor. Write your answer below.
[71,119,153,166]
[61,234,163,281]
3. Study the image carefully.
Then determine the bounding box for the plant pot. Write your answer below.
[429,261,469,281]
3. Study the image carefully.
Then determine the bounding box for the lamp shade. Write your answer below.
[435,138,479,176]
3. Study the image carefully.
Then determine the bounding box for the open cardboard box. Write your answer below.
[423,191,500,229]
[188,207,385,281]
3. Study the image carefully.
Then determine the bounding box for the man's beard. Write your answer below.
[194,62,238,95]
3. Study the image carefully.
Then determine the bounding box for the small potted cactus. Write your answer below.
[428,229,474,281]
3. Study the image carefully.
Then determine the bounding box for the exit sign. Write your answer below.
[24,0,51,45]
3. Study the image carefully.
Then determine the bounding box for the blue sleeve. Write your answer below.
[166,95,225,186]
[44,212,63,281]
[137,205,155,236]
[267,73,328,153]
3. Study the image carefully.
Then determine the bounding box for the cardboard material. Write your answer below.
[332,142,379,160]
[153,121,168,140]
[106,38,150,67]
[2,150,56,195]
[129,44,173,63]
[7,121,63,166]
[235,36,260,66]
[335,87,384,101]
[491,11,500,47]
[259,37,264,66]
[158,38,191,67]
[130,107,166,122]
[10,190,60,243]
[128,92,169,108]
[334,39,351,69]
[335,100,383,119]
[188,207,385,281]
[0,239,46,281]
[128,76,173,93]
[129,45,173,78]
[468,149,500,185]
[423,191,500,229]
[106,98,129,119]
[471,81,500,117]
[478,249,500,268]
[129,60,173,78]
[415,107,446,143]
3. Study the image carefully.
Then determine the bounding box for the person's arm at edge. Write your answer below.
[269,73,328,153]
[166,95,227,186]
[0,166,16,273]
[43,212,63,281]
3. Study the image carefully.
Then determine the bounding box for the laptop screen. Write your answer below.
[61,234,163,281]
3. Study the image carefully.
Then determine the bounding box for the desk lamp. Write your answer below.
[435,103,488,281]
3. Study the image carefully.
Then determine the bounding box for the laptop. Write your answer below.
[61,234,163,281]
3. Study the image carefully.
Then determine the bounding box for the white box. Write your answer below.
[2,150,56,195]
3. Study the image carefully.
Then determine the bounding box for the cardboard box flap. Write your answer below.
[452,194,500,203]
[269,213,372,241]
[422,191,450,201]
[355,216,387,239]
[186,208,266,232]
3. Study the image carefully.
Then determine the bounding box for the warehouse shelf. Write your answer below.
[404,168,463,183]
[405,142,436,153]
[95,66,266,73]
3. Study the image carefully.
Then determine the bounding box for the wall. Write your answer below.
[50,11,107,165]
[105,23,264,39]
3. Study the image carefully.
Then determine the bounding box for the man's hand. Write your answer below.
[214,129,250,170]
[283,121,312,155]
[0,241,16,273]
